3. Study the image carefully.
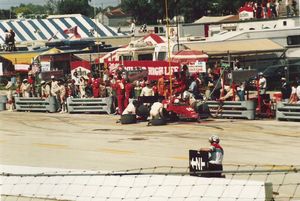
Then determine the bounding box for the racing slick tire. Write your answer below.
[150,118,166,126]
[120,114,137,124]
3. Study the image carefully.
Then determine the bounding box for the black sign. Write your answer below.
[189,150,209,177]
[41,70,64,81]
[232,70,257,84]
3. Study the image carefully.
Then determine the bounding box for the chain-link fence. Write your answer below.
[1,165,299,201]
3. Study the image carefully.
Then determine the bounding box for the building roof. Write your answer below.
[194,15,239,24]
[105,8,130,18]
[184,39,284,56]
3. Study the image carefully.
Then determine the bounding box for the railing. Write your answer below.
[15,96,58,113]
[0,95,7,111]
[276,102,300,121]
[206,100,256,120]
[66,97,112,114]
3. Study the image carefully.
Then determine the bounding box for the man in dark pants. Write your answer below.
[200,135,224,178]
[280,77,292,102]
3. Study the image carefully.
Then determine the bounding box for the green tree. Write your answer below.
[121,0,148,24]
[45,0,60,14]
[0,9,16,19]
[122,0,248,24]
[57,0,93,17]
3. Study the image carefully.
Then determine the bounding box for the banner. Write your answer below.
[14,64,29,72]
[107,61,181,81]
[70,61,91,79]
[41,62,51,72]
[188,61,206,73]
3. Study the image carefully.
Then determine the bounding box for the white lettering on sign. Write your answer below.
[148,67,164,76]
[148,66,179,76]
[190,157,206,171]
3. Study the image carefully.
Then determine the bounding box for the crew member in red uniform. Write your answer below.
[124,78,133,108]
[92,75,101,98]
[173,72,186,96]
[115,75,125,114]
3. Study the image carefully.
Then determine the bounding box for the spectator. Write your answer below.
[20,79,31,97]
[73,72,80,96]
[41,81,51,99]
[296,80,300,103]
[134,80,142,98]
[188,74,201,99]
[85,73,93,97]
[5,81,14,111]
[79,76,87,98]
[58,80,67,113]
[140,81,154,96]
[237,82,246,101]
[4,29,10,51]
[281,77,292,102]
[219,85,236,101]
[289,81,298,103]
[7,29,16,51]
[258,72,267,94]
[292,0,297,16]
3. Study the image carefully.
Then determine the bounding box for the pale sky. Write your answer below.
[0,0,120,9]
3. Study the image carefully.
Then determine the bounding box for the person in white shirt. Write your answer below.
[140,82,154,96]
[50,76,59,97]
[289,81,298,104]
[122,100,139,115]
[258,72,267,94]
[5,81,14,111]
[21,79,31,98]
[41,81,51,99]
[296,81,300,103]
[149,99,164,120]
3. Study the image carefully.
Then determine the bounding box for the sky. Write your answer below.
[0,0,120,9]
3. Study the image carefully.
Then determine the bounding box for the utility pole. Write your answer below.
[175,0,180,52]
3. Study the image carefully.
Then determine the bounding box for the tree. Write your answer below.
[121,0,249,24]
[57,0,93,17]
[0,9,16,19]
[45,0,60,15]
[121,0,150,24]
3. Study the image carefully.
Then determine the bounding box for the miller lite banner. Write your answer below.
[107,61,181,81]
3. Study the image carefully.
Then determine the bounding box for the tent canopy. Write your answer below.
[184,39,284,56]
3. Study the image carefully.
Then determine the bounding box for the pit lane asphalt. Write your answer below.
[1,111,299,171]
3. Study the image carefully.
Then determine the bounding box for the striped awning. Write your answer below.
[0,14,126,44]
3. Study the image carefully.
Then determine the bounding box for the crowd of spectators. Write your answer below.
[242,0,298,19]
